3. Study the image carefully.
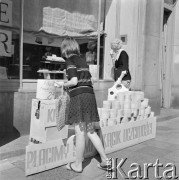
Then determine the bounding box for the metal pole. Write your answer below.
[19,0,24,89]
[97,0,101,81]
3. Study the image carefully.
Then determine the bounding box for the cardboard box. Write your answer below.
[26,135,97,176]
[100,116,156,154]
[26,117,156,176]
[36,79,63,100]
[31,99,58,127]
[30,99,68,142]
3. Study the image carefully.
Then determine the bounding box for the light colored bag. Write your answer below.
[56,88,70,131]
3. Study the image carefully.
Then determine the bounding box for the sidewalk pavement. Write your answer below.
[0,108,179,180]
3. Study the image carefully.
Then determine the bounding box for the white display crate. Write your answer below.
[30,99,68,143]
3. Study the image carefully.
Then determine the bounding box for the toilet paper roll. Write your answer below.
[131,101,138,109]
[124,101,131,109]
[103,101,111,109]
[149,112,154,118]
[117,92,125,102]
[117,116,122,124]
[130,117,135,122]
[99,119,104,127]
[139,108,145,116]
[124,91,132,101]
[133,91,144,101]
[145,106,151,115]
[123,109,132,117]
[117,109,124,116]
[132,109,138,117]
[101,108,110,119]
[108,118,117,126]
[111,100,121,109]
[97,108,102,118]
[121,116,129,123]
[140,115,144,121]
[100,118,108,127]
[109,109,117,118]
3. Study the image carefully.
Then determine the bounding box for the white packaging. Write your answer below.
[108,83,128,101]
[108,118,117,126]
[111,100,121,109]
[109,109,117,118]
[103,101,111,109]
[36,79,63,100]
[101,108,110,119]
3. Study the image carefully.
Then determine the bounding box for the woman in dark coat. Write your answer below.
[110,38,131,88]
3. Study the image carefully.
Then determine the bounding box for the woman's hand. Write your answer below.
[115,71,127,85]
[54,81,64,88]
[121,70,127,76]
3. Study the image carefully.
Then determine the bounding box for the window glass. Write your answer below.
[80,36,104,80]
[0,31,20,79]
[23,44,65,79]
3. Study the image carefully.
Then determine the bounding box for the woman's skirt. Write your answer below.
[66,93,100,133]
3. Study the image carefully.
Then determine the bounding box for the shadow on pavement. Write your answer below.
[0,126,20,147]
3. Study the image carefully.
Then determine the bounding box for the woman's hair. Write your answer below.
[87,40,97,51]
[61,37,80,58]
[110,38,123,51]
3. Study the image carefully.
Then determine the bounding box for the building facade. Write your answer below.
[0,0,178,136]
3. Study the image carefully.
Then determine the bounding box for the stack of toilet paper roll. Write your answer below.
[98,91,155,127]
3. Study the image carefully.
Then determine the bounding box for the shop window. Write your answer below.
[0,31,20,79]
[79,36,104,80]
[23,44,65,79]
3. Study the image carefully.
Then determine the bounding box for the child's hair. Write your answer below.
[61,37,80,58]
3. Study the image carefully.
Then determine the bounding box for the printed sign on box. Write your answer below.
[30,99,68,143]
[36,80,63,100]
[100,117,156,154]
[26,117,156,176]
[26,135,97,176]
[31,99,58,127]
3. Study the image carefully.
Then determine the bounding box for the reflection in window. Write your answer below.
[0,32,20,79]
[23,44,64,79]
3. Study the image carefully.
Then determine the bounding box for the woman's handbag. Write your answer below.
[56,87,70,131]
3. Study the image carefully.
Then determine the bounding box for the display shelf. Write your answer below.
[37,69,65,74]
[40,60,65,64]
[38,58,66,79]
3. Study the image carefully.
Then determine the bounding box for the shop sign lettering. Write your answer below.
[0,0,12,57]
[0,0,12,26]
[0,29,11,56]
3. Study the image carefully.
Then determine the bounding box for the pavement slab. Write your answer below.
[1,109,179,180]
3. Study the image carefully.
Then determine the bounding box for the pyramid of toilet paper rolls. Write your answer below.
[98,91,154,127]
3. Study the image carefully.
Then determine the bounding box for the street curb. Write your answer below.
[157,114,179,122]
[0,149,25,161]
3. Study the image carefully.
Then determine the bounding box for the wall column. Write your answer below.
[103,0,121,80]
[142,0,163,114]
